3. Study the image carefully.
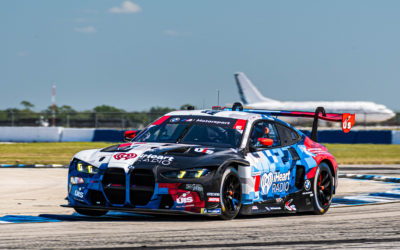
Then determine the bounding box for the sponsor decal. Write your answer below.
[208,197,220,203]
[137,154,174,166]
[252,206,259,210]
[113,153,137,160]
[185,184,203,192]
[342,113,355,133]
[202,208,221,214]
[194,148,214,154]
[302,191,313,196]
[170,117,180,122]
[195,118,231,126]
[207,192,220,197]
[285,199,296,211]
[176,192,193,204]
[266,206,281,211]
[182,118,193,122]
[74,187,84,199]
[275,198,283,204]
[253,172,261,199]
[233,119,247,130]
[304,179,311,191]
[261,171,291,195]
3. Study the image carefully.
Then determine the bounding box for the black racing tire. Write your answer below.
[219,167,242,220]
[74,208,108,217]
[312,163,334,215]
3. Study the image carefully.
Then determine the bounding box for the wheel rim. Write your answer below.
[222,174,241,213]
[316,169,332,208]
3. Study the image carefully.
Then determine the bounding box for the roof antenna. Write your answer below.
[232,102,243,111]
[217,89,220,106]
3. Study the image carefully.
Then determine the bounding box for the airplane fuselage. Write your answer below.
[249,101,395,123]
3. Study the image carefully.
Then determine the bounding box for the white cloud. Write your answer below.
[74,18,87,23]
[163,29,180,37]
[109,1,142,14]
[17,51,29,57]
[81,9,99,14]
[74,26,97,34]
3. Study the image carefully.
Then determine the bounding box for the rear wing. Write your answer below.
[224,102,355,142]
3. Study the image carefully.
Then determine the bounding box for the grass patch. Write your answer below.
[0,142,112,165]
[0,142,399,165]
[325,144,400,165]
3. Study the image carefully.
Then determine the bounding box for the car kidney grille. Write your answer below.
[130,169,155,206]
[102,168,126,204]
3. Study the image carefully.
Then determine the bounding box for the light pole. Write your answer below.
[51,85,56,127]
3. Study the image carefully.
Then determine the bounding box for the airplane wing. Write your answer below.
[242,109,344,122]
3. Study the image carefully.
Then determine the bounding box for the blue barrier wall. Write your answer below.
[92,129,125,142]
[301,130,393,144]
[0,127,398,144]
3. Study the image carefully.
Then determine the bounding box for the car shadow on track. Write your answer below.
[38,211,310,223]
[39,212,214,222]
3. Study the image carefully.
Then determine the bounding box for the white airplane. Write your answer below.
[234,72,395,123]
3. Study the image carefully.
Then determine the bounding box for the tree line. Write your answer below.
[0,101,194,128]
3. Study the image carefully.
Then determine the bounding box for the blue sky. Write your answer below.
[1,0,400,111]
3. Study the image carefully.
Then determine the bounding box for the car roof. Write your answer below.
[165,109,268,121]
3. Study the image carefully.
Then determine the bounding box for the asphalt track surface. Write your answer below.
[1,165,400,249]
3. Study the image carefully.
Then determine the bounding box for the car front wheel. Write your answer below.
[219,167,242,220]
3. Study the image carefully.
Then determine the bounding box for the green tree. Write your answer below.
[93,105,125,113]
[20,101,34,110]
[180,104,196,110]
[145,106,175,124]
[93,105,125,120]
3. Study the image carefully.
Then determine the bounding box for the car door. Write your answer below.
[245,120,293,202]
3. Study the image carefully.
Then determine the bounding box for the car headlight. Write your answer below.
[76,160,99,174]
[162,168,210,179]
[70,176,85,185]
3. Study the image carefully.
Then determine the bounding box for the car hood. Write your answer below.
[73,142,244,172]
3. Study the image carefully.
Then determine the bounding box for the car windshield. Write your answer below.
[134,116,246,148]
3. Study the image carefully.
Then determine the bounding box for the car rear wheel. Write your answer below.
[219,167,242,220]
[312,163,333,215]
[74,208,108,217]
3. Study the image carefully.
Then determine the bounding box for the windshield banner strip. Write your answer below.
[153,116,171,125]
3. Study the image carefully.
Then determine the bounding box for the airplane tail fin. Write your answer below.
[234,72,279,105]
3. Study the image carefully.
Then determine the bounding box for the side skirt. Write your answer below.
[240,192,316,215]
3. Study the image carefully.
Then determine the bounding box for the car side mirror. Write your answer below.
[258,138,274,147]
[124,130,137,141]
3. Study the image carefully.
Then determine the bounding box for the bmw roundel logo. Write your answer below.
[170,117,180,122]
[304,180,311,191]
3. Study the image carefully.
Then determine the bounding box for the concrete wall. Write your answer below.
[0,127,63,142]
[392,131,400,144]
[60,128,95,142]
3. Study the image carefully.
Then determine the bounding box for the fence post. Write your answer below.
[66,114,70,128]
[121,115,125,130]
[95,112,98,128]
[11,111,14,127]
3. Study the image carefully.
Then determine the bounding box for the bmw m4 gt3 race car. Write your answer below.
[63,104,355,219]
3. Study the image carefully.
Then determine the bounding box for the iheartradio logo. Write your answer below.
[113,153,137,160]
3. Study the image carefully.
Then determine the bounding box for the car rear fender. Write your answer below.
[319,159,338,194]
